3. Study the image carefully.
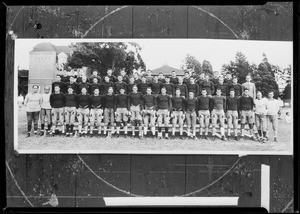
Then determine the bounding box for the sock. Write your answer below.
[212,128,216,136]
[227,129,231,137]
[258,130,262,137]
[66,124,69,133]
[172,127,175,136]
[220,127,224,136]
[124,126,128,135]
[28,124,32,132]
[41,124,45,131]
[165,132,169,138]
[48,124,51,131]
[90,126,94,134]
[179,128,183,136]
[34,124,38,131]
[205,128,208,135]
[234,129,238,137]
[263,131,266,138]
[132,126,135,136]
[151,127,155,136]
[103,127,107,135]
[144,127,148,135]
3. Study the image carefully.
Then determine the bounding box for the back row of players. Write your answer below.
[24,69,280,142]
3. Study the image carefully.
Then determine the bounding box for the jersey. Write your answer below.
[210,96,226,111]
[77,94,90,108]
[66,82,79,95]
[50,93,65,108]
[254,97,268,115]
[197,96,210,111]
[200,81,215,95]
[25,93,42,112]
[64,93,78,108]
[227,83,243,97]
[242,82,256,99]
[138,82,149,95]
[162,83,174,96]
[41,93,51,109]
[175,84,188,98]
[128,92,143,107]
[150,82,162,95]
[215,83,228,96]
[143,94,156,108]
[114,82,127,94]
[90,95,103,108]
[115,94,128,110]
[89,83,101,95]
[52,81,66,94]
[226,96,239,111]
[187,83,200,97]
[171,96,185,111]
[103,94,115,109]
[156,94,172,110]
[101,82,114,95]
[184,98,198,111]
[170,76,178,85]
[239,96,254,111]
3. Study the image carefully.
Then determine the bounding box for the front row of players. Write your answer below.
[34,83,270,142]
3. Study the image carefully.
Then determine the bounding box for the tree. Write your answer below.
[202,60,213,76]
[180,54,202,75]
[67,42,146,77]
[221,52,253,83]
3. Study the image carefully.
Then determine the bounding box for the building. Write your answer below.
[28,42,73,93]
[151,64,184,76]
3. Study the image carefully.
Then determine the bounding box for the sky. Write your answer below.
[15,38,293,71]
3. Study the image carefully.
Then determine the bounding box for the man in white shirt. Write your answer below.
[40,86,52,136]
[24,85,42,137]
[242,74,256,99]
[265,91,281,142]
[254,91,268,142]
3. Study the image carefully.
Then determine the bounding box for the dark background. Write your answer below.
[4,4,296,212]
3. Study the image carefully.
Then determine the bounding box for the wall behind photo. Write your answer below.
[5,4,294,212]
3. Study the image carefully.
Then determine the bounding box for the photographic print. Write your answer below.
[14,38,293,154]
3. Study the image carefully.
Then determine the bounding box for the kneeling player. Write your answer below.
[156,87,172,139]
[142,87,157,138]
[226,88,239,141]
[128,85,143,139]
[210,88,227,141]
[197,89,210,139]
[184,91,198,139]
[115,88,129,137]
[171,88,185,139]
[89,88,103,137]
[77,87,90,137]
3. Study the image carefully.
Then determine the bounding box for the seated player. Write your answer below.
[89,88,103,137]
[184,91,198,140]
[197,89,210,140]
[210,88,227,141]
[156,87,172,139]
[171,88,185,139]
[114,88,129,138]
[128,85,143,139]
[142,87,157,138]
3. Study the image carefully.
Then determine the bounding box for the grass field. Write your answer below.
[16,106,292,153]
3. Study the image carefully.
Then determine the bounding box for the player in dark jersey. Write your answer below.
[107,69,117,83]
[162,76,174,97]
[76,87,90,137]
[66,76,79,95]
[50,85,65,136]
[170,70,179,85]
[150,76,162,96]
[138,76,149,95]
[101,76,114,95]
[133,72,142,85]
[214,76,227,96]
[64,86,78,137]
[226,88,240,141]
[89,88,103,137]
[239,88,255,141]
[142,87,157,138]
[156,87,172,139]
[175,76,188,98]
[102,87,115,138]
[89,70,101,83]
[127,77,135,94]
[158,72,166,84]
[128,85,143,139]
[224,72,233,85]
[227,75,243,97]
[120,69,130,84]
[184,91,198,139]
[171,88,185,139]
[210,73,219,87]
[114,88,129,138]
[187,76,200,97]
[197,89,210,139]
[89,77,101,95]
[199,74,215,96]
[183,71,190,85]
[78,76,89,93]
[210,88,227,141]
[52,75,66,94]
[114,75,127,94]
[196,73,205,86]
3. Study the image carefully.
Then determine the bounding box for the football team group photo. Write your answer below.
[15,39,292,153]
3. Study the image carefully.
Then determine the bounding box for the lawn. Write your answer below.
[16,106,292,154]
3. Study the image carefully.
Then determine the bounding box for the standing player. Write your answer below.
[175,76,188,98]
[128,85,143,139]
[156,87,172,139]
[127,77,136,94]
[242,74,256,99]
[239,88,255,141]
[200,74,215,96]
[265,91,281,142]
[227,75,243,97]
[210,73,219,86]
[24,85,42,137]
[78,76,90,93]
[142,87,157,138]
[89,77,101,95]
[184,91,198,139]
[66,76,79,95]
[183,71,190,85]
[89,88,103,137]
[114,88,129,138]
[133,72,142,85]
[162,76,174,97]
[215,76,227,96]
[107,69,117,83]
[76,87,90,137]
[224,73,233,85]
[158,72,166,84]
[101,76,114,95]
[197,89,210,140]
[52,75,66,94]
[89,70,101,83]
[196,73,205,86]
[64,86,78,137]
[138,76,149,95]
[102,87,115,138]
[187,76,200,97]
[145,70,153,84]
[210,88,227,141]
[49,85,65,136]
[120,69,130,84]
[170,70,178,85]
[150,76,162,96]
[40,86,52,136]
[171,88,185,139]
[114,75,127,94]
[254,91,268,142]
[226,88,240,141]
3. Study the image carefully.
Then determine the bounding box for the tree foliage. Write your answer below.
[67,42,146,77]
[180,54,202,75]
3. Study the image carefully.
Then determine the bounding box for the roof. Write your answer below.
[151,65,184,76]
[18,69,28,77]
[31,43,73,55]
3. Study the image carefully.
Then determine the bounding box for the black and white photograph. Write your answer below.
[14,38,293,154]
